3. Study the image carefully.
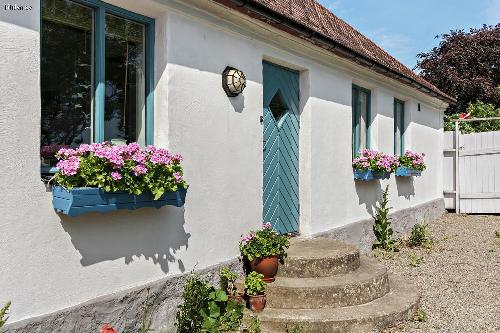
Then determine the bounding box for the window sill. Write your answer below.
[41,166,58,174]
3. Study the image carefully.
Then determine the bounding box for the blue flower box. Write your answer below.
[353,169,391,181]
[396,167,422,177]
[52,185,187,217]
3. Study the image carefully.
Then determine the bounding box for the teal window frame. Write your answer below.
[40,0,155,146]
[352,84,371,156]
[394,98,405,155]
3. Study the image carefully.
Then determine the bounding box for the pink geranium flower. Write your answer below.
[111,171,122,181]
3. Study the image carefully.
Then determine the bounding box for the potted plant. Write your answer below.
[239,223,290,282]
[245,272,266,312]
[396,150,426,177]
[52,142,188,216]
[219,266,244,304]
[352,149,399,181]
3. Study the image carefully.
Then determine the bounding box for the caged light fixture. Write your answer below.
[222,66,246,97]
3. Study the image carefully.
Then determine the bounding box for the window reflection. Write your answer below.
[41,0,93,164]
[104,14,146,146]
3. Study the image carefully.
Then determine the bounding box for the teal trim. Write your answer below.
[94,5,105,143]
[352,84,371,155]
[394,99,405,155]
[401,102,404,154]
[71,0,154,24]
[366,91,371,148]
[145,22,155,145]
[352,87,358,157]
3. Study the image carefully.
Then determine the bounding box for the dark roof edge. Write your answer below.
[212,0,455,104]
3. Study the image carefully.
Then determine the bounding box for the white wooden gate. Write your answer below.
[444,120,500,213]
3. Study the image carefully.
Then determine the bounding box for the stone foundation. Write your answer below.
[4,259,242,333]
[313,198,445,252]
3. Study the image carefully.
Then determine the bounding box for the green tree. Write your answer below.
[444,101,500,133]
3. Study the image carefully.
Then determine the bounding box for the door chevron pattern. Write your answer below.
[263,62,300,234]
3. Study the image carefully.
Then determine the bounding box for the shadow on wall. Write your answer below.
[60,206,190,273]
[354,181,383,217]
[229,94,245,113]
[396,177,415,200]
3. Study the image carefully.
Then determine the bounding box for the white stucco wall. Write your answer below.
[0,0,446,324]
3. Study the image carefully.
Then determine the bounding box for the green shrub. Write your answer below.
[245,272,266,296]
[444,101,500,133]
[495,230,500,238]
[408,252,424,267]
[219,266,239,296]
[200,289,243,333]
[408,223,431,248]
[246,316,262,333]
[372,186,396,252]
[176,275,211,333]
[175,274,244,333]
[0,301,10,329]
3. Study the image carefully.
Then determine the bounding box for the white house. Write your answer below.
[0,0,452,331]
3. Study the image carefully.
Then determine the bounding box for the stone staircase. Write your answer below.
[251,238,419,333]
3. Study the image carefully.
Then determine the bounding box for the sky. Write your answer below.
[317,0,500,71]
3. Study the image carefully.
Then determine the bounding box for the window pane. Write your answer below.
[352,88,357,155]
[359,91,368,150]
[104,14,146,146]
[395,101,404,155]
[41,0,93,164]
[395,105,401,155]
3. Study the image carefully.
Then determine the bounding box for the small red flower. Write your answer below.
[101,324,117,333]
[459,112,471,119]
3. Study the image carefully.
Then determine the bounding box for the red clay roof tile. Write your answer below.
[212,0,454,103]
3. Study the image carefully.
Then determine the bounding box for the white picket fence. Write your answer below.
[444,122,500,213]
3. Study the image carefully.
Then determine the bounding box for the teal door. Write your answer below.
[262,62,300,234]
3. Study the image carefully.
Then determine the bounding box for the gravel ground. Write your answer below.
[375,213,500,333]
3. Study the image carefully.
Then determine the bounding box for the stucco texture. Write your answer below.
[0,0,446,325]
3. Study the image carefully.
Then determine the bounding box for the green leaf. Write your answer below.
[154,188,164,200]
[214,289,228,302]
[207,301,220,318]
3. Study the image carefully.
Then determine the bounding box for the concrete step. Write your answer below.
[266,257,389,309]
[255,279,419,333]
[277,238,360,278]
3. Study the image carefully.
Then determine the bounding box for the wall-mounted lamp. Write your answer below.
[222,66,246,97]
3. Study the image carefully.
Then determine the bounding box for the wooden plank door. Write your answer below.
[262,62,300,234]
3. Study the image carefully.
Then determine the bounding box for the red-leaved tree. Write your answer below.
[416,24,500,115]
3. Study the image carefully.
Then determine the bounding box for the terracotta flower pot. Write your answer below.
[228,293,245,304]
[250,256,279,282]
[247,294,266,312]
